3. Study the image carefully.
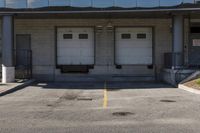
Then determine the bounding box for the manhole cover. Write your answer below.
[160,99,176,103]
[112,112,134,116]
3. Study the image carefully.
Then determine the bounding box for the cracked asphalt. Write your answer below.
[0,82,200,133]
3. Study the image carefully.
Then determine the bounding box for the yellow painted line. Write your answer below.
[103,81,108,108]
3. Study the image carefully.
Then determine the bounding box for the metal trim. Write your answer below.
[1,7,200,15]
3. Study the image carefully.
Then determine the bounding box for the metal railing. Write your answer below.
[1,0,200,9]
[14,49,32,79]
[164,52,184,69]
[164,52,191,84]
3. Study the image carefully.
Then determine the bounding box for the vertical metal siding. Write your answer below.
[49,0,70,6]
[6,0,27,8]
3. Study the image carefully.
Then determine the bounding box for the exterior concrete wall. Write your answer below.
[13,18,177,81]
[0,19,2,74]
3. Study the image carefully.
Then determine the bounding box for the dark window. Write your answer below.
[63,34,72,39]
[79,34,88,39]
[137,33,146,39]
[190,27,200,33]
[121,34,131,39]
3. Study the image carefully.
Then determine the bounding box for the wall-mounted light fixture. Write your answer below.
[170,25,173,33]
[96,25,103,33]
[106,21,113,32]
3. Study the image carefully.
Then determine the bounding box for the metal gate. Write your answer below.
[14,49,32,79]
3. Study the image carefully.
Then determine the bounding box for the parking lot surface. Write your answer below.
[0,82,200,133]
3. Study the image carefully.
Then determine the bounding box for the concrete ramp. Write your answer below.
[180,71,200,84]
[54,74,155,82]
[162,69,198,86]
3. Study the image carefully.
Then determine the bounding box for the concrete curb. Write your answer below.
[0,79,35,97]
[178,84,200,95]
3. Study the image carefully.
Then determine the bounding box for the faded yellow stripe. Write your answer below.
[103,81,108,108]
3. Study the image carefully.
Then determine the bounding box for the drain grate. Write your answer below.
[160,99,176,103]
[112,112,135,116]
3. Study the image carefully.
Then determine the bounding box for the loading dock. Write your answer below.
[56,27,95,73]
[57,27,95,66]
[115,27,153,65]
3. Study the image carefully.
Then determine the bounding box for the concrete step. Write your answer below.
[55,75,155,82]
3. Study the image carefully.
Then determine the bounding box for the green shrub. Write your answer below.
[196,78,200,85]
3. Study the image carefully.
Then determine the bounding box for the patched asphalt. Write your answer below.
[0,82,200,133]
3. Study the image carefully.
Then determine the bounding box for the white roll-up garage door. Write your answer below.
[115,27,153,65]
[57,27,94,65]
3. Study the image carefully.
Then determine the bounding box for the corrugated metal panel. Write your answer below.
[0,0,198,9]
[137,0,159,7]
[0,0,5,7]
[114,0,137,8]
[49,0,70,6]
[6,0,27,8]
[28,0,48,8]
[160,0,182,7]
[93,0,114,8]
[183,0,194,3]
[71,0,92,7]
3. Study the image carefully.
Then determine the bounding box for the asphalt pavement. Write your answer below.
[0,82,200,133]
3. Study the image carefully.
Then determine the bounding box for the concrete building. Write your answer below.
[1,0,200,85]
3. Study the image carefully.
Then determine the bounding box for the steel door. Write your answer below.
[189,34,200,66]
[16,34,32,79]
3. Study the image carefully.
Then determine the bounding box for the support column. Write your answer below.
[172,15,184,69]
[2,15,15,83]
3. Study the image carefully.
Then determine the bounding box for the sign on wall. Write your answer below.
[192,39,200,46]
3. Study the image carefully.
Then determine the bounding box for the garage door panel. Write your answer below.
[58,56,93,65]
[117,54,152,59]
[57,57,75,64]
[117,57,152,64]
[80,44,93,48]
[57,27,94,65]
[58,43,81,48]
[80,57,94,64]
[117,44,152,49]
[116,47,152,53]
[116,27,153,65]
[80,49,93,56]
[58,49,80,57]
[116,53,152,58]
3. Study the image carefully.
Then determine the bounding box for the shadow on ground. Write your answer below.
[30,81,174,90]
